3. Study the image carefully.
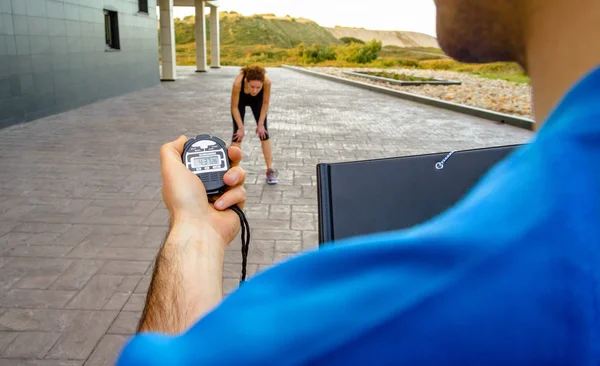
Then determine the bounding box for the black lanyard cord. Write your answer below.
[206,198,251,284]
[231,204,251,284]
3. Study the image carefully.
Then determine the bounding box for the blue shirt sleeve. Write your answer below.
[116,173,597,365]
[117,67,600,365]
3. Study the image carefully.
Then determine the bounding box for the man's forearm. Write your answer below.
[137,220,225,335]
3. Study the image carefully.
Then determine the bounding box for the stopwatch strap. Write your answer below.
[206,198,251,284]
[231,204,251,284]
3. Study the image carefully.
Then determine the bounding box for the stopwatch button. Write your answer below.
[196,134,210,139]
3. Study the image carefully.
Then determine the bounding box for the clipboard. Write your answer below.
[316,144,521,245]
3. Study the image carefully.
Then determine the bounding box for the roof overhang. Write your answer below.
[173,0,219,6]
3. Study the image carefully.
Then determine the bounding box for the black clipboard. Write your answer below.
[316,144,521,245]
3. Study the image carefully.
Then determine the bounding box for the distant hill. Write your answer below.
[173,12,341,47]
[325,26,439,48]
[170,12,439,49]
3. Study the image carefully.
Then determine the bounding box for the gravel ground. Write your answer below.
[309,67,533,119]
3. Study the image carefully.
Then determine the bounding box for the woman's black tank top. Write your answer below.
[239,72,263,105]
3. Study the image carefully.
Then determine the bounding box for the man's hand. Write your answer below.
[233,126,245,143]
[160,135,246,247]
[256,125,268,140]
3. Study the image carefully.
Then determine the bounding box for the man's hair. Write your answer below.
[241,65,266,82]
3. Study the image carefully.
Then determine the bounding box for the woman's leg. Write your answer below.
[261,140,273,170]
[250,103,273,171]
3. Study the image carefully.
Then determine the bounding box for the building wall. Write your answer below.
[0,0,160,128]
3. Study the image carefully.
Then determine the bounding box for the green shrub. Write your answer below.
[336,39,382,64]
[396,59,419,68]
[371,58,397,68]
[296,43,337,63]
[417,59,457,70]
[340,37,365,45]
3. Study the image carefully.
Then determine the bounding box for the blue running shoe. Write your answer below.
[266,169,278,184]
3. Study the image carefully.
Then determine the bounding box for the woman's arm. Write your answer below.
[258,76,271,127]
[231,76,243,130]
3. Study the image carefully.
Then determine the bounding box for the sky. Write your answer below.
[171,0,438,37]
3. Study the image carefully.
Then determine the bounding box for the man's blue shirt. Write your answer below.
[117,66,600,365]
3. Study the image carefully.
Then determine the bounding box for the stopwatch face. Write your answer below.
[182,137,231,195]
[183,140,228,174]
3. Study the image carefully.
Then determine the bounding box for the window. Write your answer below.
[104,10,120,50]
[138,0,148,14]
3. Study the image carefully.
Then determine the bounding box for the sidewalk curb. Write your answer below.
[282,65,535,131]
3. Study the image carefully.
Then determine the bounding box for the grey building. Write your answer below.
[0,0,221,128]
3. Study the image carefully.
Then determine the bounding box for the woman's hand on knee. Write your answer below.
[256,125,268,140]
[233,126,245,142]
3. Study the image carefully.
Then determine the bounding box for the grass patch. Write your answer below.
[470,72,530,84]
[380,46,445,60]
[412,47,446,55]
[360,71,437,82]
[418,59,530,84]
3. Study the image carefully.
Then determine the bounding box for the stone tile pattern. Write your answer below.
[0,66,532,364]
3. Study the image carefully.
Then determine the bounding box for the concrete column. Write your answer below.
[195,0,207,72]
[159,0,176,81]
[209,4,220,68]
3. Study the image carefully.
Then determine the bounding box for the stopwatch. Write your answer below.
[182,134,231,195]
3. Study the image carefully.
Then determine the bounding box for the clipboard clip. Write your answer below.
[435,150,457,170]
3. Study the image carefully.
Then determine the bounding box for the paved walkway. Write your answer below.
[0,66,532,365]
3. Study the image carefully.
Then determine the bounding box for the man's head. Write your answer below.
[435,0,599,123]
[434,0,527,68]
[242,65,266,96]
